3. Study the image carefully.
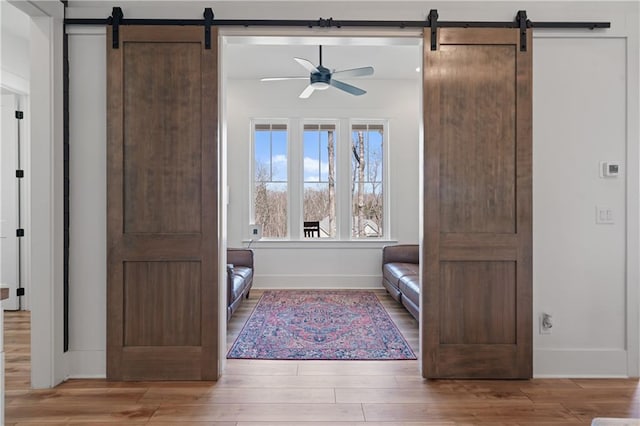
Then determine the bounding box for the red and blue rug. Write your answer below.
[227,290,416,360]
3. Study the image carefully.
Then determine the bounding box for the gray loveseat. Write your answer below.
[382,244,419,321]
[227,248,254,320]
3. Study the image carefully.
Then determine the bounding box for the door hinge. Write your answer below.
[16,229,24,237]
[15,111,24,120]
[16,170,24,178]
[16,288,25,297]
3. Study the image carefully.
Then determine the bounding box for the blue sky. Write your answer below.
[255,129,287,181]
[255,127,383,184]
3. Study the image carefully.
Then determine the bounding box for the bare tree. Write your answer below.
[327,130,336,237]
[304,188,329,217]
[367,155,383,236]
[351,128,384,237]
[352,131,366,237]
[254,163,287,238]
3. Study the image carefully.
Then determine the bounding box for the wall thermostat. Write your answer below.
[600,161,620,178]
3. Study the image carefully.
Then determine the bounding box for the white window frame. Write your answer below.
[250,118,290,239]
[300,119,340,240]
[349,119,390,240]
[249,117,391,243]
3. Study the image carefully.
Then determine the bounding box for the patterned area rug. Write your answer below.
[227,290,416,360]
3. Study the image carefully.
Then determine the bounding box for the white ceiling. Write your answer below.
[224,36,422,80]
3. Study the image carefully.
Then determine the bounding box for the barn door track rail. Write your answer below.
[64,7,611,51]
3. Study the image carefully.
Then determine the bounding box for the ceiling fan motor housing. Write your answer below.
[310,66,331,89]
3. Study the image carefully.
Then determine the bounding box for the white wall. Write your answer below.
[67,28,106,377]
[533,37,629,377]
[1,32,29,83]
[225,77,421,289]
[30,9,66,388]
[1,0,30,93]
[62,1,639,379]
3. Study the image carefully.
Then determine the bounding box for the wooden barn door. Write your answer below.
[107,26,219,380]
[422,28,532,378]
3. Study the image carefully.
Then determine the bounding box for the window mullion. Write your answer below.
[338,119,351,240]
[289,118,302,240]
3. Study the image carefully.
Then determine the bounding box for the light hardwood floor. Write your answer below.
[4,290,640,425]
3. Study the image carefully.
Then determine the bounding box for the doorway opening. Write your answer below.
[220,33,424,364]
[1,0,32,394]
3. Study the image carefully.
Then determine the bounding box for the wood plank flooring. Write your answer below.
[4,290,640,425]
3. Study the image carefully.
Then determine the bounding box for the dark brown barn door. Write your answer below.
[107,26,219,380]
[422,28,532,378]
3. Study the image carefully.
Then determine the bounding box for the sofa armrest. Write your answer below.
[382,244,419,265]
[227,248,254,269]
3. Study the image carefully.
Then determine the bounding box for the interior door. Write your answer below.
[1,94,20,311]
[422,28,532,378]
[107,26,219,380]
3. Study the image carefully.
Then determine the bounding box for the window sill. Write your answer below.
[240,239,399,250]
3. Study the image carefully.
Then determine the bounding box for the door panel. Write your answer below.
[107,26,218,380]
[123,42,202,234]
[123,261,201,347]
[423,28,532,378]
[439,45,516,234]
[440,261,516,345]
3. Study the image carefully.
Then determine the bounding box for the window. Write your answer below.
[253,123,288,238]
[351,123,384,238]
[303,124,336,238]
[251,119,387,241]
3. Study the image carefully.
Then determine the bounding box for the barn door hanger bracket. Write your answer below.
[108,7,215,49]
[428,9,438,51]
[516,10,532,52]
[110,7,123,48]
[204,8,214,49]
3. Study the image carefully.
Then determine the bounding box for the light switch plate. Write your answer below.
[596,206,614,224]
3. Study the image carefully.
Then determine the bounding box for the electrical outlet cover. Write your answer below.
[249,224,262,240]
[539,313,552,335]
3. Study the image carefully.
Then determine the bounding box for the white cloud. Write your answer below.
[273,154,287,165]
[304,157,329,181]
[271,154,288,180]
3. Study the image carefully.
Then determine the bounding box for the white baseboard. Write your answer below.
[62,334,628,379]
[534,348,628,378]
[253,274,383,289]
[65,350,106,379]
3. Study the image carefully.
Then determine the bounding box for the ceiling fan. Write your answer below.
[260,45,374,99]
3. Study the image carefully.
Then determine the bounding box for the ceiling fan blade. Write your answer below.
[299,84,316,99]
[294,57,319,73]
[330,79,366,96]
[260,77,309,81]
[332,66,374,78]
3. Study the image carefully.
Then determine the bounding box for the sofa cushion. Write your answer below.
[233,266,253,282]
[399,274,419,308]
[229,274,248,302]
[383,263,419,288]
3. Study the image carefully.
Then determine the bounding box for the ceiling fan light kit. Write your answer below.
[260,45,374,98]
